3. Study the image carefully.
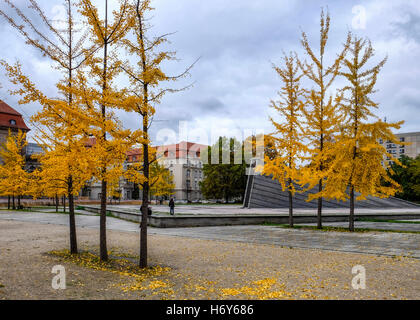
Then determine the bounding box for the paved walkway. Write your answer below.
[0,211,139,232]
[83,204,420,217]
[32,208,99,216]
[1,211,419,258]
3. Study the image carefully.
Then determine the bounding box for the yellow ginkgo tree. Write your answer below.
[324,36,404,231]
[0,0,99,253]
[0,130,29,210]
[78,0,135,261]
[149,162,175,199]
[119,0,195,267]
[263,53,307,227]
[298,9,350,229]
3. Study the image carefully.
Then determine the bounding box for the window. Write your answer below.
[400,137,405,142]
[9,119,16,125]
[400,149,405,154]
[379,139,383,144]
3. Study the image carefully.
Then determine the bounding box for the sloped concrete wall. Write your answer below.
[244,174,420,209]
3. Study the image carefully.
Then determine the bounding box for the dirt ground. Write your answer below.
[0,220,419,300]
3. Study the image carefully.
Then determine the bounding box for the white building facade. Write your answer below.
[83,141,208,202]
[380,131,420,166]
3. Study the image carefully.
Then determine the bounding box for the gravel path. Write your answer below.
[0,219,419,300]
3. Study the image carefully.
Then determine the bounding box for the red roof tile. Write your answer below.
[0,100,30,131]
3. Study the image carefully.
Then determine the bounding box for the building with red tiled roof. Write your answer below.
[154,141,208,202]
[126,146,157,163]
[0,100,30,147]
[106,141,208,201]
[0,100,30,131]
[75,137,209,202]
[156,141,208,160]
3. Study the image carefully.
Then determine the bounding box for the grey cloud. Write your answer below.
[1,0,419,144]
[392,12,420,43]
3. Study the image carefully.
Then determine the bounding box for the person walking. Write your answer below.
[169,198,175,215]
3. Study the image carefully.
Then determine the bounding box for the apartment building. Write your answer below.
[85,141,208,202]
[380,131,420,165]
[156,141,208,202]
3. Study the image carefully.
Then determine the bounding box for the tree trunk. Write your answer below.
[7,195,10,210]
[12,195,15,210]
[68,176,78,254]
[100,179,108,261]
[349,185,355,232]
[18,195,21,209]
[63,196,66,213]
[317,179,323,229]
[137,0,150,268]
[65,3,77,255]
[140,154,149,267]
[140,127,149,268]
[55,194,59,212]
[99,0,109,262]
[288,179,293,228]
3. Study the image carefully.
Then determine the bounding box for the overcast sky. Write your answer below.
[0,0,419,145]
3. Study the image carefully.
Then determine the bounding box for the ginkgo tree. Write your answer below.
[0,0,99,254]
[324,36,403,231]
[298,9,350,229]
[263,53,307,227]
[0,130,29,209]
[78,0,135,261]
[120,0,194,268]
[28,159,65,213]
[149,162,175,199]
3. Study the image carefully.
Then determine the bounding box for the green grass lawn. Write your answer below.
[262,222,420,234]
[357,218,420,224]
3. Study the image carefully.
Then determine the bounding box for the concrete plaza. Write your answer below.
[79,204,420,228]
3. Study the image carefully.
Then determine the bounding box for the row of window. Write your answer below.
[387,149,405,155]
[379,137,405,144]
[186,179,200,190]
[165,160,203,168]
[186,169,203,179]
